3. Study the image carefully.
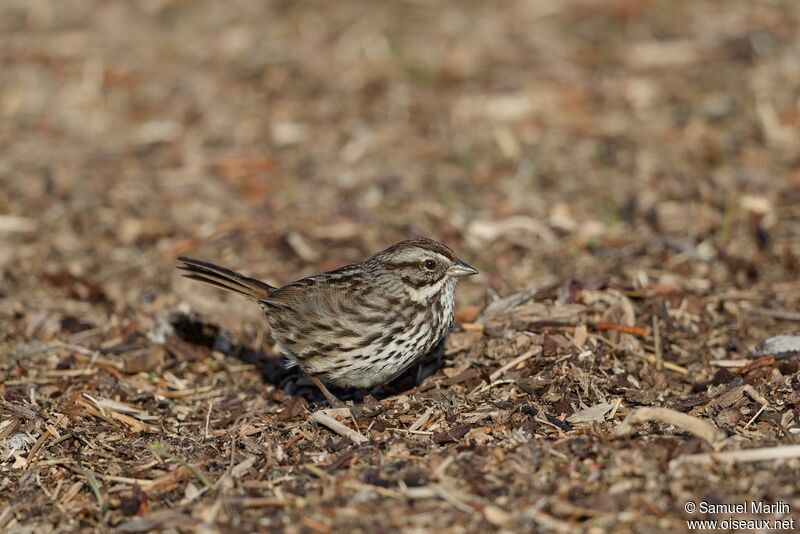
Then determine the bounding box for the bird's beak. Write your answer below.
[449,258,479,277]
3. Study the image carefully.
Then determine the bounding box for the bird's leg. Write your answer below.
[309,375,343,407]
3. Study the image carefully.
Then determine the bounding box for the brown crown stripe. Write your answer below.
[382,238,456,260]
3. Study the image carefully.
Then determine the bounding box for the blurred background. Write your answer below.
[2,0,798,319]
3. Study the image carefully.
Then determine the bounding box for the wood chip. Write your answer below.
[614,407,725,445]
[709,359,748,368]
[309,410,369,445]
[482,504,511,527]
[567,402,613,424]
[231,455,257,479]
[408,407,435,433]
[670,444,800,468]
[593,322,650,337]
[748,307,800,322]
[0,215,37,233]
[115,510,199,533]
[471,349,540,395]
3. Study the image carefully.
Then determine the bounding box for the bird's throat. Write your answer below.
[404,277,449,303]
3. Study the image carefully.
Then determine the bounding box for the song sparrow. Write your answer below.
[177,238,477,403]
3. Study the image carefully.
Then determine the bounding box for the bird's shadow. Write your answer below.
[168,311,445,405]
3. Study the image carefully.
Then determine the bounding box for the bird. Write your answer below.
[177,237,478,404]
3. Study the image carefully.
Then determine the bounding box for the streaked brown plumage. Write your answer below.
[177,238,477,402]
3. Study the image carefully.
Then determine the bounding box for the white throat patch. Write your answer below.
[405,277,448,303]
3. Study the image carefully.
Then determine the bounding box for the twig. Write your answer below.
[614,407,725,446]
[304,464,329,479]
[632,352,687,375]
[743,403,767,430]
[742,385,771,407]
[26,432,50,462]
[470,349,540,395]
[652,316,662,371]
[0,214,35,233]
[709,359,748,368]
[403,484,478,515]
[151,443,214,489]
[204,401,213,440]
[309,410,369,444]
[92,474,156,489]
[489,349,540,382]
[593,322,650,337]
[0,505,14,530]
[221,497,293,508]
[670,444,800,468]
[408,407,434,433]
[432,456,454,478]
[522,500,575,533]
[81,393,108,417]
[76,462,107,516]
[80,394,158,421]
[735,356,775,376]
[748,307,800,322]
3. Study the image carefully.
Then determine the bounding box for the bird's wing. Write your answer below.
[260,263,363,309]
[262,269,388,358]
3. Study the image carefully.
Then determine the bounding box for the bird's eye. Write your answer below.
[423,259,436,270]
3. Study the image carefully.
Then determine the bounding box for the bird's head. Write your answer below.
[373,238,477,299]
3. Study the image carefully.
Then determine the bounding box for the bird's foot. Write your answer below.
[309,375,346,408]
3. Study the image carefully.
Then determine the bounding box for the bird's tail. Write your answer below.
[177,256,275,300]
